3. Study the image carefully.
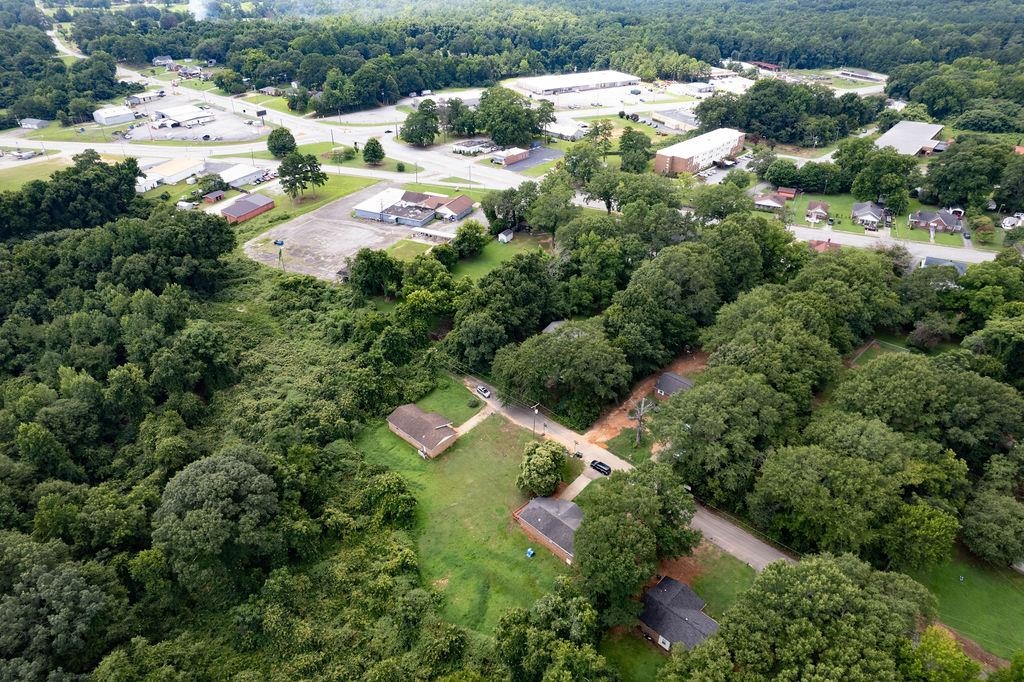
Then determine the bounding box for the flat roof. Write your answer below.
[353,188,408,214]
[154,104,210,122]
[516,70,639,93]
[95,105,133,116]
[656,128,745,159]
[874,120,944,155]
[219,164,264,184]
[148,157,205,177]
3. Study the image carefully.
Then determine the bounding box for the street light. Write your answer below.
[532,404,539,436]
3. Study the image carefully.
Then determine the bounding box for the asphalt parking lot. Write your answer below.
[127,90,267,144]
[506,146,564,172]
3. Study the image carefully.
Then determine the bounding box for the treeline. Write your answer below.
[695,79,885,146]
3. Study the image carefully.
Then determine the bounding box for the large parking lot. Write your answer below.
[126,89,267,144]
[243,183,449,280]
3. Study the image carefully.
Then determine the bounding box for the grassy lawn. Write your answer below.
[909,548,1024,658]
[789,193,854,228]
[604,427,655,465]
[246,142,421,172]
[520,157,562,178]
[891,223,932,242]
[690,545,756,619]
[935,231,965,247]
[242,94,294,115]
[233,174,379,243]
[439,176,476,184]
[414,375,483,426]
[357,414,571,633]
[599,633,667,681]
[0,159,68,192]
[451,233,552,280]
[25,121,129,144]
[386,239,431,261]
[402,182,490,203]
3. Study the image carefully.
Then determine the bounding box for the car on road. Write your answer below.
[385,129,393,133]
[475,385,491,399]
[590,460,612,476]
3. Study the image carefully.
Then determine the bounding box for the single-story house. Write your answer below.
[387,404,457,458]
[152,55,174,67]
[513,497,583,564]
[18,118,50,130]
[655,372,693,398]
[218,164,267,188]
[909,209,961,233]
[203,190,225,203]
[493,147,530,166]
[805,201,830,222]
[258,86,282,96]
[851,201,886,228]
[754,193,787,211]
[922,256,968,276]
[639,577,719,652]
[776,187,797,200]
[93,105,136,126]
[221,193,275,224]
[436,195,475,221]
[498,229,515,243]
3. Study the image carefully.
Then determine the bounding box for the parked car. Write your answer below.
[475,385,491,399]
[590,460,612,476]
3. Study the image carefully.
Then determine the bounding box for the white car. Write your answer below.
[475,385,491,399]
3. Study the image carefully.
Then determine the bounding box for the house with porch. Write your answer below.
[805,201,829,223]
[908,209,962,233]
[851,201,886,229]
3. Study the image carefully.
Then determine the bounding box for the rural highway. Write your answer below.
[464,378,794,572]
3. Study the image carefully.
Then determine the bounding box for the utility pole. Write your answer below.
[627,396,656,447]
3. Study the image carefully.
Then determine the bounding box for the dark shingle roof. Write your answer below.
[639,577,719,649]
[222,193,274,219]
[517,497,582,557]
[852,201,885,220]
[922,256,968,276]
[387,404,456,451]
[656,372,693,396]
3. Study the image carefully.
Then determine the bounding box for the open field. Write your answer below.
[386,239,431,261]
[0,159,68,192]
[603,428,655,465]
[401,182,490,203]
[909,548,1024,659]
[451,233,552,280]
[241,93,294,115]
[357,414,571,633]
[25,121,129,144]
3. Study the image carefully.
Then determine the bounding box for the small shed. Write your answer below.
[387,404,457,458]
[776,187,797,200]
[221,193,275,224]
[655,372,693,398]
[498,229,515,243]
[203,190,226,203]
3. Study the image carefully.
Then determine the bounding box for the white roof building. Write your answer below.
[516,70,640,95]
[153,104,214,126]
[874,120,944,155]
[93,105,136,126]
[546,120,585,140]
[147,158,206,185]
[218,164,266,188]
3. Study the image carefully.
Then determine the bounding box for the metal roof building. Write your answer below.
[874,120,944,155]
[93,105,136,126]
[516,70,640,95]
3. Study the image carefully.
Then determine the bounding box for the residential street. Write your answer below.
[464,378,794,571]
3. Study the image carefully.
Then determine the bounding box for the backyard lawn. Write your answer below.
[242,93,294,115]
[451,233,552,280]
[690,545,756,619]
[357,413,571,633]
[386,239,431,261]
[909,548,1024,659]
[600,633,667,681]
[0,158,68,192]
[402,182,490,203]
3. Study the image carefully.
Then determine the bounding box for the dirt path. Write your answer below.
[584,351,709,446]
[939,624,1009,672]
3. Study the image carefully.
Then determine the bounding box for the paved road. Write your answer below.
[463,378,793,571]
[788,224,996,263]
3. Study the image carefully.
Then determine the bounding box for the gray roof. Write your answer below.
[387,404,456,451]
[851,201,885,221]
[517,497,582,557]
[910,209,959,228]
[222,193,274,218]
[874,120,944,155]
[922,256,968,276]
[656,372,693,396]
[640,577,719,649]
[20,118,50,126]
[542,320,567,334]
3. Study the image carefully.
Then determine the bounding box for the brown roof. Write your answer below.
[754,193,786,208]
[443,195,474,214]
[776,187,797,198]
[222,193,274,219]
[806,201,830,213]
[401,190,430,203]
[420,195,449,209]
[387,404,456,451]
[808,239,840,253]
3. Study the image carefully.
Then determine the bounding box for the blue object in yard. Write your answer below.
[526,547,535,558]
[273,239,285,246]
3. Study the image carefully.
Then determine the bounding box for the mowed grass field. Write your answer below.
[386,239,431,261]
[909,548,1024,659]
[604,427,655,465]
[0,158,68,192]
[451,233,552,280]
[358,412,571,633]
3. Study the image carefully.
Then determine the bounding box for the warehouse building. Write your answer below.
[651,109,700,132]
[146,158,206,185]
[353,188,474,228]
[873,120,945,156]
[18,118,50,130]
[127,90,165,106]
[516,70,640,95]
[93,105,136,126]
[218,164,267,188]
[221,194,275,224]
[654,128,745,174]
[152,104,215,127]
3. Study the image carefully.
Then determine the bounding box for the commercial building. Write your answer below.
[546,120,585,141]
[516,70,640,95]
[654,128,745,174]
[152,104,215,127]
[436,195,475,221]
[146,158,206,185]
[221,193,275,224]
[651,109,700,132]
[492,147,530,166]
[874,120,944,155]
[93,105,136,126]
[387,404,457,458]
[353,188,456,228]
[127,90,165,106]
[218,164,267,188]
[18,118,50,130]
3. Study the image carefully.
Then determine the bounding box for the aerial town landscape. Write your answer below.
[1,0,1023,679]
